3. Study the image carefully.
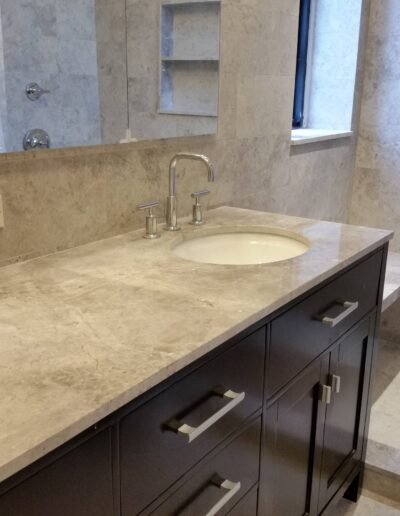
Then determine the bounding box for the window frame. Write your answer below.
[293,0,313,128]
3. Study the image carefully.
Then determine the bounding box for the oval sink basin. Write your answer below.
[173,231,309,265]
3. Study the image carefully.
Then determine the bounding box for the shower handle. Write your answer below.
[26,83,50,101]
[23,129,50,151]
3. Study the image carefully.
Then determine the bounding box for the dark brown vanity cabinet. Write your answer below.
[0,429,115,516]
[258,248,384,516]
[317,317,375,512]
[259,316,376,516]
[0,247,387,516]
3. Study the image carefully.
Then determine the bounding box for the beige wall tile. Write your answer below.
[0,0,365,267]
[350,0,400,254]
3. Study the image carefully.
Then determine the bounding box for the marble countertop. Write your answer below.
[0,207,393,483]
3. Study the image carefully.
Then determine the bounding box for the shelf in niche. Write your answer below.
[161,57,219,62]
[158,108,218,117]
[162,0,220,6]
[159,60,219,117]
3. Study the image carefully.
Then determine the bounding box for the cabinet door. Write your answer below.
[0,429,115,516]
[259,356,329,516]
[318,317,375,512]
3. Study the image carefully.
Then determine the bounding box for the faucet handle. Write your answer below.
[191,189,210,201]
[190,190,210,226]
[137,200,160,239]
[137,200,159,212]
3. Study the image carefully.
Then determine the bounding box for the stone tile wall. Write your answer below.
[0,0,370,267]
[349,0,400,339]
[350,0,400,252]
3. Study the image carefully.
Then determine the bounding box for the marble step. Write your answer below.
[382,252,400,313]
[366,439,400,479]
[336,492,400,515]
[364,336,400,506]
[364,462,400,505]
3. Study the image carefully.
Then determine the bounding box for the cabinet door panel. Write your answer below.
[259,357,329,516]
[0,429,114,516]
[318,318,374,511]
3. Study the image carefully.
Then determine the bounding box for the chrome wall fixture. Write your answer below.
[23,129,51,151]
[23,83,51,150]
[25,82,50,101]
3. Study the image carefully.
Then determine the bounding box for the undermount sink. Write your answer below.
[172,229,309,265]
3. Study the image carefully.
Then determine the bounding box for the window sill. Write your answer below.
[291,129,353,146]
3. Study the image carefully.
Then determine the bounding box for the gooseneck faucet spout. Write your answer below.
[165,153,216,231]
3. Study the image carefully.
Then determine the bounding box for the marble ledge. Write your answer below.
[291,128,353,146]
[0,207,393,484]
[382,252,400,312]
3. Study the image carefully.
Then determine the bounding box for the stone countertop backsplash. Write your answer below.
[0,207,393,483]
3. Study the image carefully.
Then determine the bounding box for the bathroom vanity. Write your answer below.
[0,208,392,515]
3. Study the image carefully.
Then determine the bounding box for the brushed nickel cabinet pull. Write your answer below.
[178,475,241,516]
[167,388,245,443]
[330,374,341,394]
[319,384,332,405]
[319,301,359,328]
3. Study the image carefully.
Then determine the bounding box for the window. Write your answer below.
[293,0,312,128]
[292,0,363,139]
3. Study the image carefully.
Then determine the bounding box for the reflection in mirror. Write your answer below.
[0,0,220,154]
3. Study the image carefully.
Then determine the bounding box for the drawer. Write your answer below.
[120,328,266,515]
[149,419,261,515]
[0,430,114,516]
[267,251,383,397]
[229,487,258,515]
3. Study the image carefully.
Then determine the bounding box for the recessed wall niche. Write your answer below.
[159,1,220,118]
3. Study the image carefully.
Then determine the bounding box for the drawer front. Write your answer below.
[121,328,266,515]
[229,487,258,515]
[267,251,382,397]
[0,430,114,516]
[149,419,261,516]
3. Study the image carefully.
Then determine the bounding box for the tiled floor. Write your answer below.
[336,494,400,515]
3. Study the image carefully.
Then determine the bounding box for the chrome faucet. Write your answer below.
[165,153,215,231]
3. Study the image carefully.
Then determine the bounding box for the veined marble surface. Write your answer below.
[0,207,393,483]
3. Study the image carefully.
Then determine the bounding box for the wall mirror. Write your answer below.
[0,0,221,154]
